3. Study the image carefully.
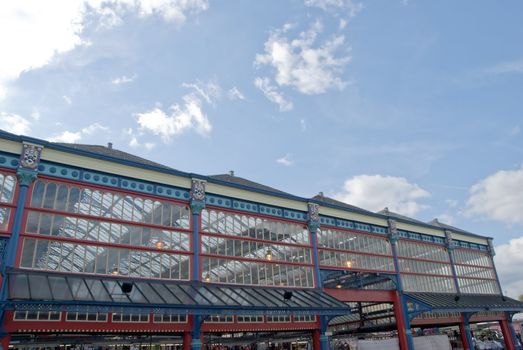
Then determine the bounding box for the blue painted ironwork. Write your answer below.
[190,178,206,282]
[445,230,461,294]
[0,239,8,273]
[191,315,203,350]
[462,313,474,350]
[308,203,322,288]
[319,315,330,350]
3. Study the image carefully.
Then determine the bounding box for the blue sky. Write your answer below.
[1,0,523,295]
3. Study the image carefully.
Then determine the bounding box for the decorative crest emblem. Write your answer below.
[20,143,43,170]
[387,219,397,235]
[191,178,206,201]
[308,203,320,222]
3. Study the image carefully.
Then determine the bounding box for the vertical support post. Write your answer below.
[508,314,522,350]
[183,330,192,350]
[312,329,321,350]
[189,178,206,282]
[191,315,203,350]
[500,316,517,350]
[307,202,322,288]
[387,219,414,350]
[0,334,10,350]
[444,230,460,294]
[0,142,42,343]
[319,316,330,350]
[460,313,474,350]
[393,291,410,350]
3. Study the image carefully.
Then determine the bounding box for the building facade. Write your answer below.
[0,130,521,350]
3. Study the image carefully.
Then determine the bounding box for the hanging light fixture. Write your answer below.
[204,273,211,282]
[346,260,352,268]
[265,248,273,261]
[155,241,164,249]
[111,266,119,275]
[335,279,342,289]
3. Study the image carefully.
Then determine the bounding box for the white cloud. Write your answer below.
[276,154,294,166]
[485,59,523,75]
[47,122,109,143]
[0,113,31,135]
[227,87,245,100]
[254,77,293,111]
[82,122,109,135]
[0,1,208,99]
[339,19,347,30]
[48,131,83,143]
[136,81,218,142]
[300,118,307,131]
[62,95,73,105]
[334,175,431,216]
[495,236,523,298]
[304,0,363,17]
[111,74,136,85]
[30,109,41,121]
[181,80,221,105]
[436,213,454,225]
[126,127,157,150]
[465,165,523,224]
[255,20,350,96]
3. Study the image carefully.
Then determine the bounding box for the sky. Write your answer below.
[1,0,523,296]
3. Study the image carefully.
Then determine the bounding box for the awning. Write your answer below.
[6,269,350,316]
[405,292,523,314]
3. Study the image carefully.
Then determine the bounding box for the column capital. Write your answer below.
[16,168,37,187]
[307,202,320,232]
[190,178,206,214]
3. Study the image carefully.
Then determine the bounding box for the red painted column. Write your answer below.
[393,292,409,350]
[501,319,516,350]
[312,329,321,350]
[183,331,192,350]
[459,321,470,350]
[0,334,10,350]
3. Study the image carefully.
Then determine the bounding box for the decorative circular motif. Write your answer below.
[50,167,56,174]
[0,157,6,164]
[93,175,100,181]
[61,169,67,175]
[84,173,91,180]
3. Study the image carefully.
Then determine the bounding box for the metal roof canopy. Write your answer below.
[6,270,351,316]
[405,292,523,316]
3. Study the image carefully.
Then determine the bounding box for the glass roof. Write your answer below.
[7,270,350,316]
